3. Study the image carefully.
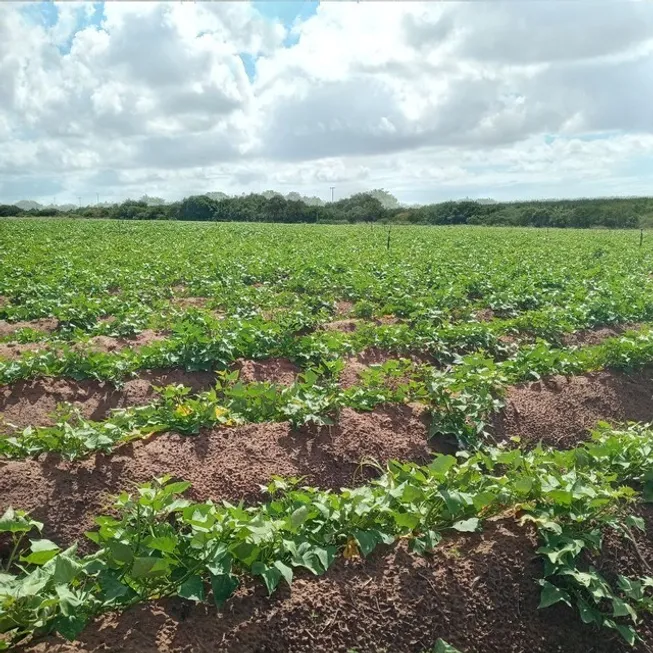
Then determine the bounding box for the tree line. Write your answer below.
[2,191,653,229]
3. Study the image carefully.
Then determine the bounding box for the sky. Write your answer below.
[2,0,653,206]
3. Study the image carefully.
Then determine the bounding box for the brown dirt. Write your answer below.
[20,515,652,653]
[0,342,51,361]
[493,368,653,448]
[561,323,642,347]
[0,405,432,549]
[85,330,166,354]
[321,319,361,332]
[474,308,495,322]
[171,297,208,310]
[0,370,217,431]
[0,318,59,337]
[339,348,433,389]
[233,358,301,386]
[335,300,354,316]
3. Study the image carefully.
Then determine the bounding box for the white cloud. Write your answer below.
[0,0,652,204]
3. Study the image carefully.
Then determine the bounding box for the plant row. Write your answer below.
[1,423,651,650]
[4,327,653,460]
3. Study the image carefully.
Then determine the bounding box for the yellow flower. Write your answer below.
[214,406,228,419]
[343,537,359,560]
[174,405,192,417]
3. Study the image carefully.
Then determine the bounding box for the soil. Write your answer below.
[561,323,642,347]
[85,330,165,354]
[0,318,59,337]
[20,514,652,653]
[492,368,653,448]
[321,319,361,332]
[339,348,434,389]
[0,342,51,361]
[0,370,217,431]
[335,300,354,316]
[171,297,209,310]
[233,358,301,386]
[0,405,432,549]
[474,308,495,322]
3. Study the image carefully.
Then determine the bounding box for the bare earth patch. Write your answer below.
[233,357,300,385]
[339,347,434,389]
[170,296,208,310]
[20,513,652,653]
[474,308,496,322]
[335,300,355,316]
[85,330,166,354]
[561,323,642,347]
[0,404,432,549]
[321,318,361,332]
[0,370,217,432]
[493,368,653,448]
[0,342,51,361]
[0,318,59,338]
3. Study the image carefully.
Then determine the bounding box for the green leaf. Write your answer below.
[107,541,134,564]
[231,542,260,566]
[353,530,379,557]
[273,560,293,587]
[290,505,310,528]
[428,455,457,476]
[252,563,282,595]
[178,575,205,602]
[53,551,82,585]
[130,556,170,578]
[21,539,61,565]
[210,573,239,607]
[144,535,178,554]
[613,623,637,646]
[538,581,571,609]
[514,477,533,495]
[451,518,479,533]
[433,640,463,653]
[393,512,420,531]
[54,614,88,641]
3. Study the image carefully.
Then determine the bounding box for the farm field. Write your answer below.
[0,218,652,652]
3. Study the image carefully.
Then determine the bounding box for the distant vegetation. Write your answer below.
[2,190,653,229]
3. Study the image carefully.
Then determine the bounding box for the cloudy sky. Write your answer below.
[2,1,653,205]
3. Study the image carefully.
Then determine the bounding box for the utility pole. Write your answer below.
[78,196,82,208]
[96,193,100,205]
[330,186,335,202]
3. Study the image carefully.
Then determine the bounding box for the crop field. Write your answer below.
[1,218,653,652]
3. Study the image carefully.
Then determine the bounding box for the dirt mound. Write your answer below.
[85,330,165,353]
[0,405,431,549]
[474,308,495,322]
[335,300,354,316]
[22,515,651,653]
[561,323,641,348]
[0,370,217,431]
[339,348,433,389]
[0,318,58,337]
[493,369,653,448]
[321,319,361,332]
[233,358,300,386]
[0,342,51,361]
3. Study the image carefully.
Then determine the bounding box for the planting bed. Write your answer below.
[1,220,653,652]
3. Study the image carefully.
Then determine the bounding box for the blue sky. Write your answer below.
[2,1,653,205]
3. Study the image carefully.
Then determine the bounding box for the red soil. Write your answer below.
[0,370,217,431]
[561,323,642,347]
[493,368,653,448]
[0,318,59,337]
[85,330,165,353]
[233,357,300,386]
